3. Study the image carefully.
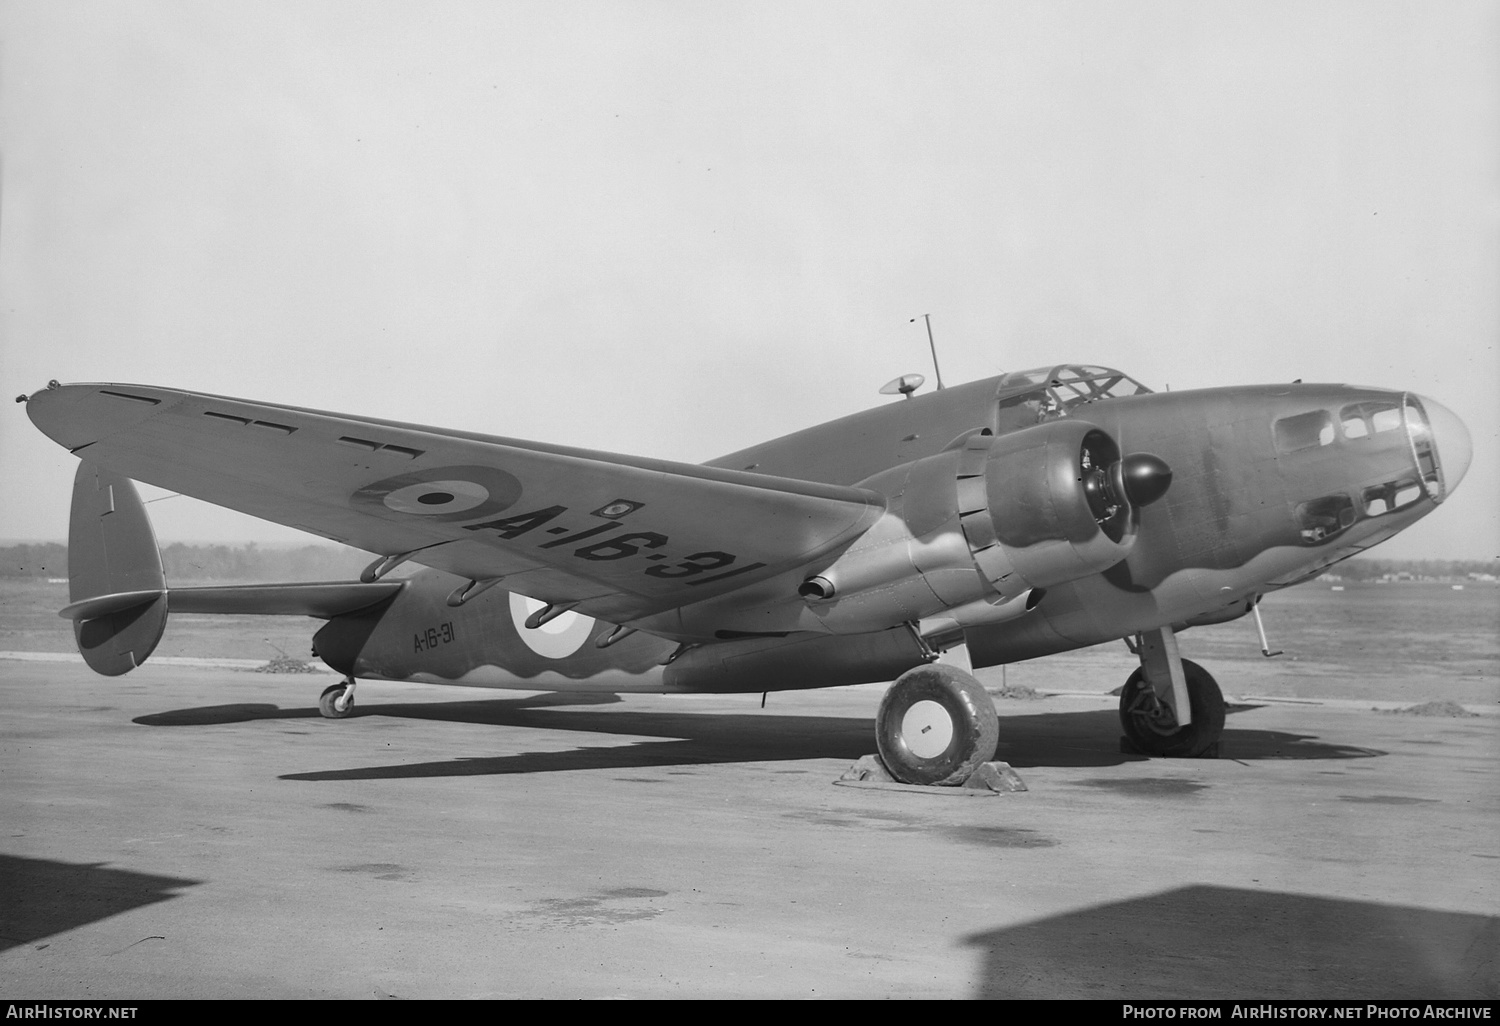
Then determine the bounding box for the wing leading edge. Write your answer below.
[27,383,885,625]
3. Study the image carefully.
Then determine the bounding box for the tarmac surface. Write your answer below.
[1,656,1497,999]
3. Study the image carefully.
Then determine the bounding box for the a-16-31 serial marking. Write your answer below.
[414,621,456,654]
[461,505,766,586]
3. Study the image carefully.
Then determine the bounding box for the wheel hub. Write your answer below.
[1129,690,1179,735]
[900,700,954,759]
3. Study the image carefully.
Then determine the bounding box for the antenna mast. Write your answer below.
[911,314,945,390]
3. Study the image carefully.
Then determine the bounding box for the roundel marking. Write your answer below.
[351,465,523,523]
[510,594,596,659]
[382,479,490,516]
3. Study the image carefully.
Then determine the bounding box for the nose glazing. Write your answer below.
[1417,395,1472,497]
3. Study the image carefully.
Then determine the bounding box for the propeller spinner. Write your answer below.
[1083,449,1173,526]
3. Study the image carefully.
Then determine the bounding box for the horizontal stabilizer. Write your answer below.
[59,589,163,621]
[163,581,404,617]
[58,581,405,621]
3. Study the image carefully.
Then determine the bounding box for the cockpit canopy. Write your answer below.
[992,364,1152,432]
[994,364,1152,409]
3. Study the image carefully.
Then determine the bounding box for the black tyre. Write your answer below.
[1118,658,1224,757]
[318,682,355,719]
[876,664,1000,786]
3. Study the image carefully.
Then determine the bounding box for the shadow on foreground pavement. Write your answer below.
[965,884,1499,999]
[0,854,200,953]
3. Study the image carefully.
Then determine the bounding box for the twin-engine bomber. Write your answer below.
[20,363,1471,784]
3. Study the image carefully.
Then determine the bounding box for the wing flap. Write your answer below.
[28,383,884,623]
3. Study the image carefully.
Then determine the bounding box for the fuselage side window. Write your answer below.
[1275,410,1335,454]
[1340,401,1401,440]
[1295,494,1357,546]
[1362,478,1424,518]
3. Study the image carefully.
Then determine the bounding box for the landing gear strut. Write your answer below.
[1119,628,1224,757]
[319,678,357,719]
[876,663,999,785]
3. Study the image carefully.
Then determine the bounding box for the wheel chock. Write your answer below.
[839,754,898,783]
[961,761,1028,793]
[835,756,1027,795]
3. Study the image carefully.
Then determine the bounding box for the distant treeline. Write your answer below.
[2,542,1493,584]
[1331,558,1497,581]
[0,542,370,582]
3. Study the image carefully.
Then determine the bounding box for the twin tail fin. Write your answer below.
[61,462,402,676]
[65,462,168,675]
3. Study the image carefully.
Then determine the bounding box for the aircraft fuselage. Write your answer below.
[313,369,1470,691]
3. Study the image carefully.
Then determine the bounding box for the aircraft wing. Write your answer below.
[26,383,885,624]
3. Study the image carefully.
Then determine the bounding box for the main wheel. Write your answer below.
[318,682,355,719]
[1118,658,1224,757]
[876,664,999,786]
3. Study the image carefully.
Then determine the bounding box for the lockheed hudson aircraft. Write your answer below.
[20,364,1471,785]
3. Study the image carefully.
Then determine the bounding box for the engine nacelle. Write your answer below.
[960,418,1169,597]
[800,419,1170,633]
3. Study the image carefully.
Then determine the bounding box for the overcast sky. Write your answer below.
[2,1,1496,563]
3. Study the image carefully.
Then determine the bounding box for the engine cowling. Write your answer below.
[800,419,1170,633]
[956,418,1169,599]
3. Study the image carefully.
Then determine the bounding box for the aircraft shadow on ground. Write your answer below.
[994,704,1386,767]
[0,854,200,953]
[131,690,622,727]
[133,695,1385,780]
[964,884,1498,999]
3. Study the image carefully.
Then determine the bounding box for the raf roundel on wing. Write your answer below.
[350,465,524,523]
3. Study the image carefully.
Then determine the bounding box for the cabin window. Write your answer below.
[1274,410,1335,454]
[1341,401,1402,440]
[1295,494,1356,545]
[1362,478,1424,517]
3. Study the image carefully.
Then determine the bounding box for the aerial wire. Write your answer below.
[910,314,944,390]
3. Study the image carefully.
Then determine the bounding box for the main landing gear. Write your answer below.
[875,663,1000,785]
[318,678,357,719]
[869,626,1226,784]
[1118,627,1225,757]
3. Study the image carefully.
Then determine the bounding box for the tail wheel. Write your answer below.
[876,664,999,786]
[1119,658,1225,757]
[318,682,355,719]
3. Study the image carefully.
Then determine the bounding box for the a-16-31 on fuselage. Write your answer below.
[20,363,1471,786]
